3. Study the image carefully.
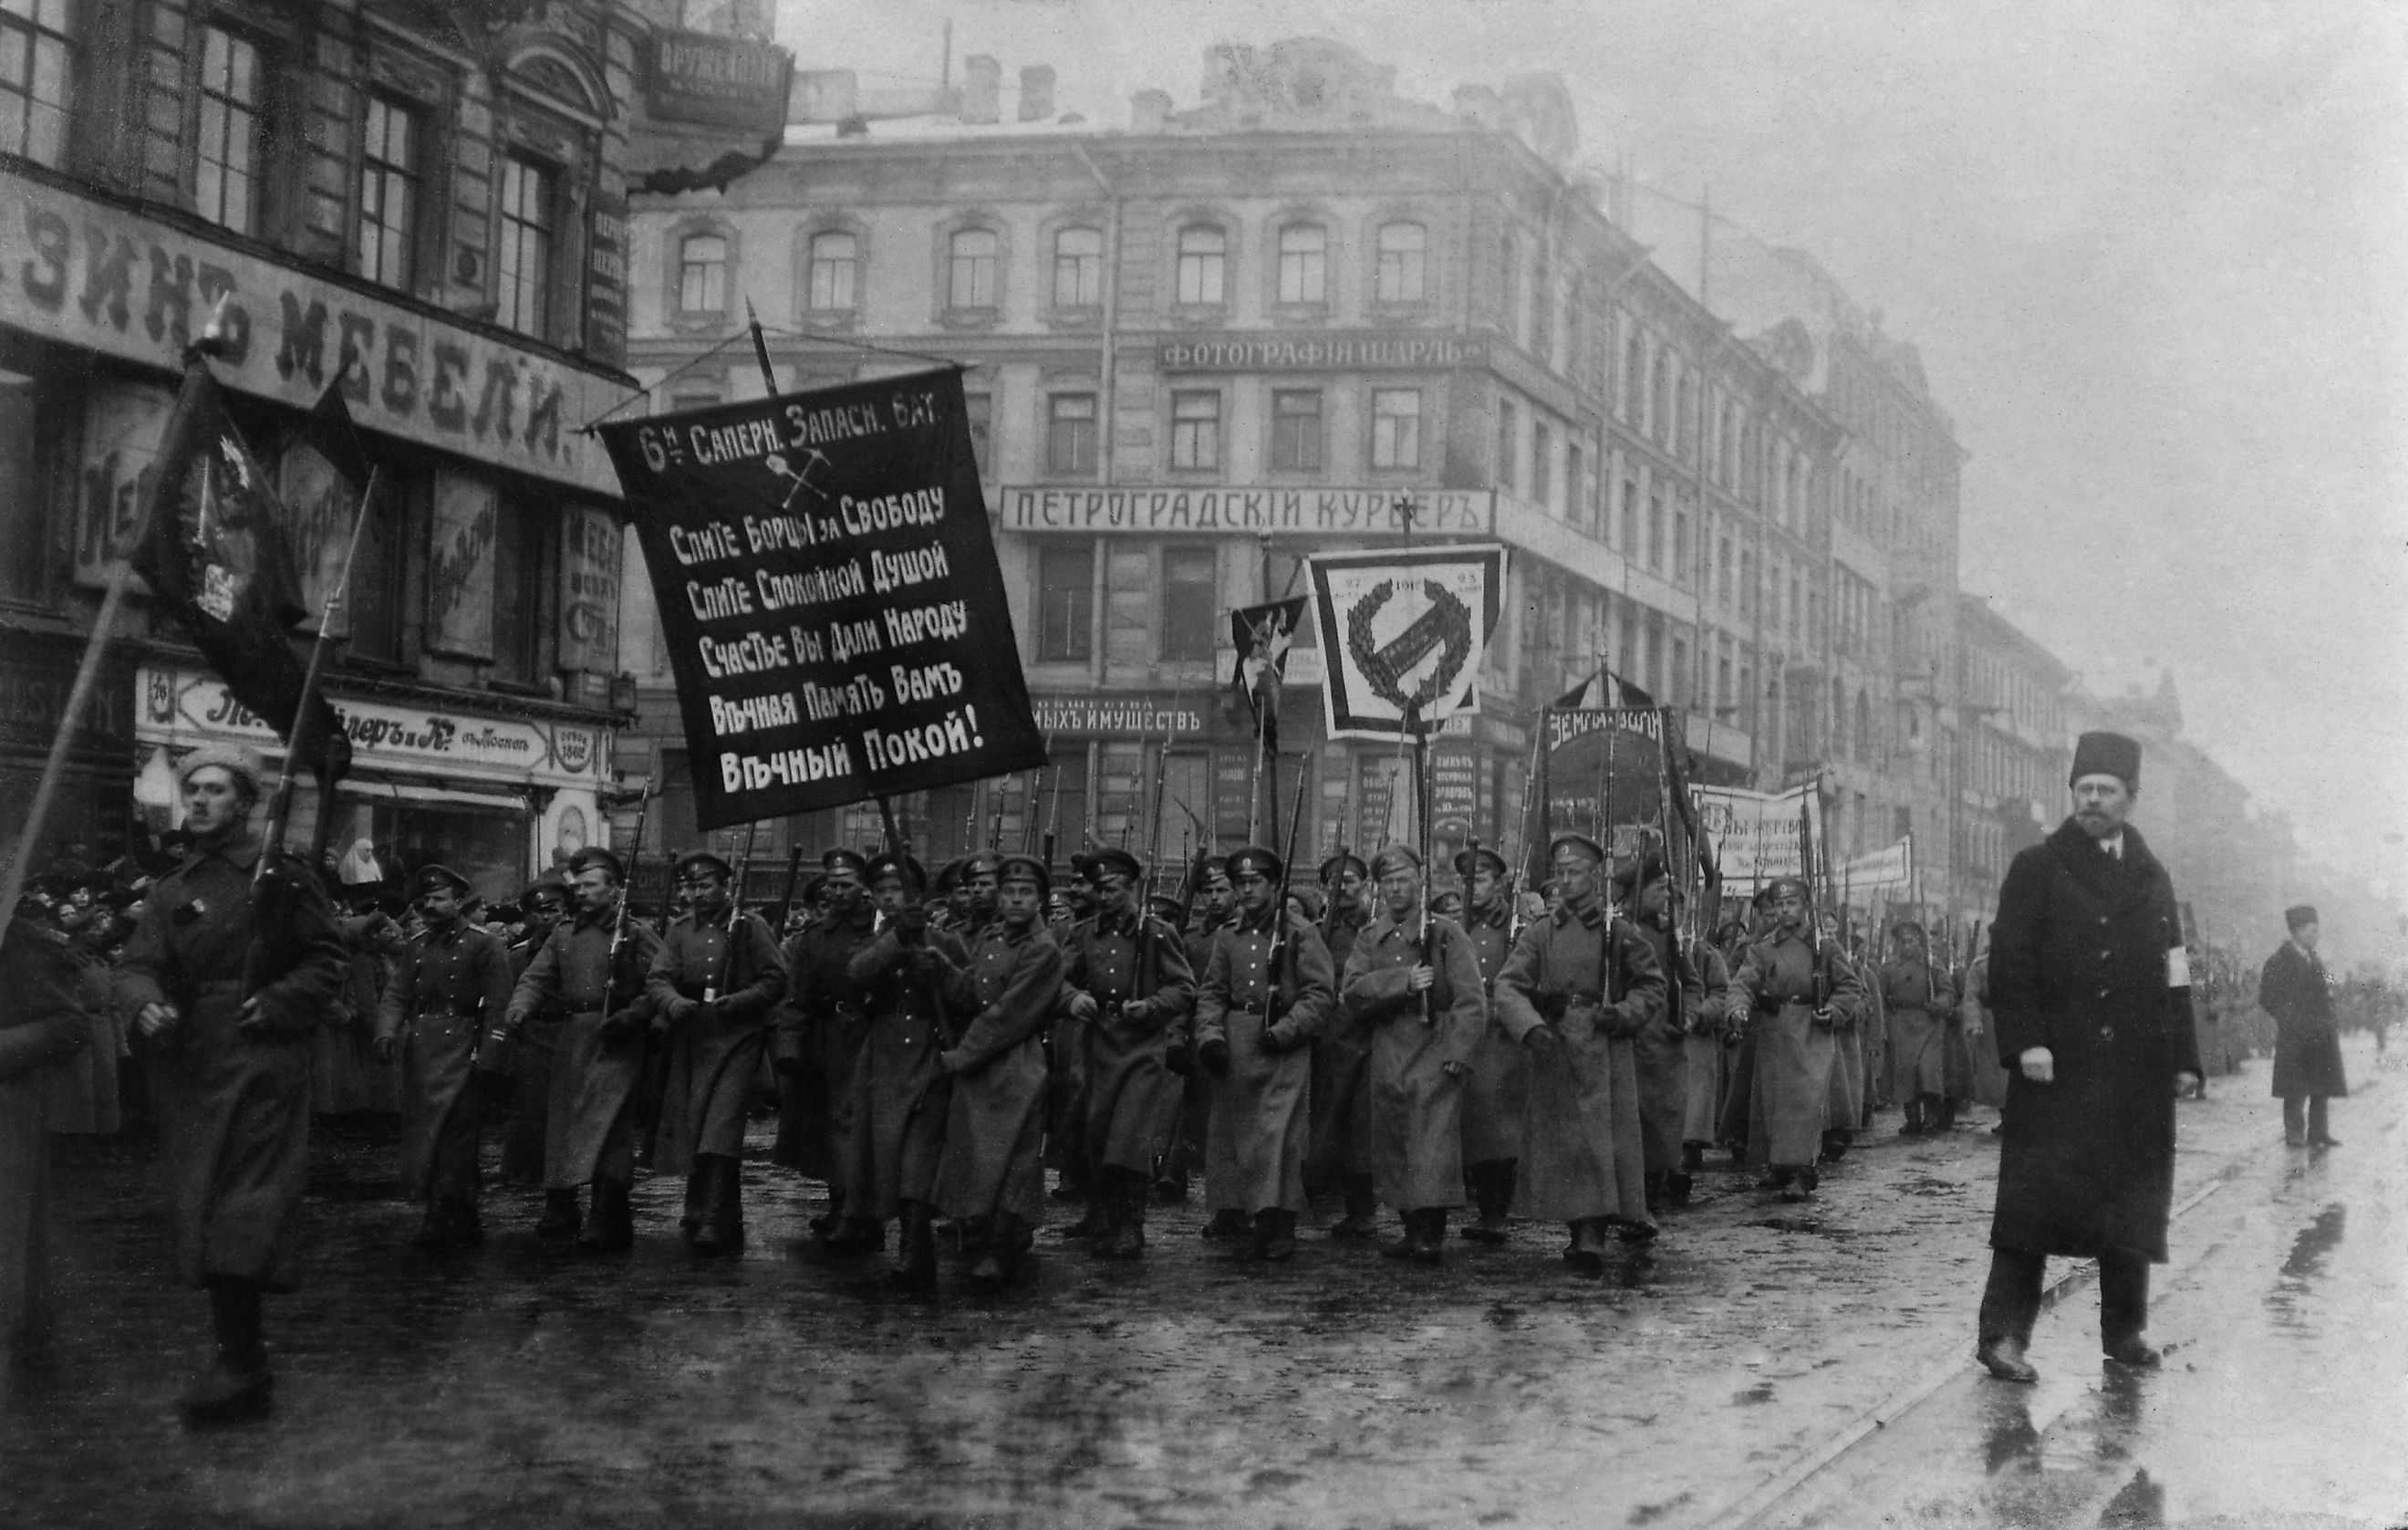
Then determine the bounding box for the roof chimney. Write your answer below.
[1017,64,1055,122]
[961,55,1001,125]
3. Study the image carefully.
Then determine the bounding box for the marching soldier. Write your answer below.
[843,851,971,1289]
[1336,845,1482,1264]
[1492,832,1667,1275]
[490,847,662,1253]
[1192,845,1336,1262]
[1616,855,1696,1212]
[1057,848,1195,1259]
[1819,911,1869,1161]
[772,848,881,1247]
[1453,846,1523,1244]
[499,874,571,1199]
[117,744,348,1422]
[928,854,1065,1285]
[1308,848,1377,1238]
[646,849,787,1254]
[1884,920,1959,1135]
[374,864,513,1251]
[1146,888,1206,1204]
[1726,879,1867,1201]
[1170,857,1235,1223]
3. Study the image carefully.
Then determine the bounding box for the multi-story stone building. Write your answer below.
[1955,593,2072,913]
[0,1,707,895]
[621,37,1872,877]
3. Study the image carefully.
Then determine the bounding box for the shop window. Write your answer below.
[1270,389,1323,473]
[496,154,557,341]
[0,372,41,603]
[0,0,71,168]
[1375,221,1425,304]
[489,501,548,687]
[1161,546,1217,661]
[347,470,412,665]
[1169,390,1220,471]
[806,230,856,311]
[1046,392,1095,475]
[1276,224,1326,306]
[1053,226,1102,307]
[948,227,998,310]
[1370,388,1419,470]
[1036,541,1093,662]
[964,390,992,476]
[677,233,728,314]
[357,95,421,291]
[1175,224,1225,307]
[195,25,266,236]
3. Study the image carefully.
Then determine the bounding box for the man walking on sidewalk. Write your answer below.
[1977,731,2202,1384]
[2259,905,2345,1149]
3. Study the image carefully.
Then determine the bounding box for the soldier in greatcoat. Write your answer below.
[1977,732,2202,1384]
[843,851,971,1289]
[1453,846,1524,1243]
[1616,855,1697,1212]
[927,854,1065,1285]
[1883,921,1959,1135]
[1145,889,1208,1205]
[1056,848,1194,1259]
[1306,849,1378,1238]
[489,847,662,1253]
[1336,845,1482,1263]
[116,744,348,1422]
[1676,907,1743,1195]
[1,909,89,1356]
[772,848,881,1248]
[1192,844,1336,1262]
[1726,878,1866,1201]
[1818,911,1869,1162]
[374,864,513,1251]
[498,874,569,1200]
[645,849,786,1254]
[1492,832,1667,1275]
[2259,905,2346,1148]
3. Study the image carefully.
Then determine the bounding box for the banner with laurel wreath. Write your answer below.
[1306,544,1506,740]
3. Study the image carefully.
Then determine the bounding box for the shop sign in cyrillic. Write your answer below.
[557,505,623,672]
[1002,485,1492,538]
[1029,693,1209,739]
[1157,330,1487,373]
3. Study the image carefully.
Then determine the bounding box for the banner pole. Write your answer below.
[876,796,901,855]
[745,297,779,394]
[262,463,381,884]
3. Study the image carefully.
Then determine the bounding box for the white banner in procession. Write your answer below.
[1837,836,1915,897]
[136,666,607,789]
[1308,544,1506,741]
[1688,783,1824,894]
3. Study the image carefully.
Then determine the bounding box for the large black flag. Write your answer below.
[130,359,349,784]
[1229,596,1306,756]
[598,369,1047,830]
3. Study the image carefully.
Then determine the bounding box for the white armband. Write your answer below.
[2165,946,2191,988]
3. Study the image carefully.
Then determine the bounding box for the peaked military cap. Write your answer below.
[675,848,734,879]
[1370,843,1421,879]
[1227,845,1283,881]
[1079,846,1144,884]
[1319,850,1369,883]
[520,872,571,907]
[1548,832,1607,867]
[997,853,1051,896]
[175,742,268,796]
[867,850,929,891]
[568,846,626,881]
[960,850,1005,880]
[1454,846,1510,879]
[823,847,869,876]
[1147,893,1188,923]
[412,862,472,896]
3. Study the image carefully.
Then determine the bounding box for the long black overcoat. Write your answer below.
[1988,820,2202,1263]
[2258,942,2348,1099]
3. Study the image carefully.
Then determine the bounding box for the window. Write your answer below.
[1053,226,1102,307]
[1646,491,1666,574]
[1650,355,1672,445]
[1567,442,1587,531]
[1500,234,1521,337]
[1717,537,1733,609]
[1671,635,1689,707]
[1162,546,1217,660]
[1370,388,1420,470]
[347,469,413,664]
[1617,475,1637,551]
[668,385,722,413]
[356,96,420,290]
[1175,224,1225,306]
[1531,421,1553,508]
[1674,508,1691,585]
[1494,397,1518,490]
[490,503,548,685]
[1624,333,1645,424]
[1170,390,1220,471]
[948,228,997,309]
[1276,224,1326,305]
[806,231,856,310]
[1375,221,1426,303]
[964,390,992,476]
[677,233,727,313]
[1046,392,1096,475]
[0,373,41,601]
[1036,542,1094,661]
[195,26,265,236]
[1271,389,1323,472]
[0,0,68,170]
[495,154,555,340]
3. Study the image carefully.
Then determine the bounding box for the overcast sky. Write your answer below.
[778,0,2408,891]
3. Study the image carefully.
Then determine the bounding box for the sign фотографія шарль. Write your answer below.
[598,370,1047,830]
[1307,544,1506,741]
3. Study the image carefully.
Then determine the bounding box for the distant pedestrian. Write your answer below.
[1976,732,2202,1385]
[2258,906,2345,1149]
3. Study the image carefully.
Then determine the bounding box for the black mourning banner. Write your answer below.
[598,369,1047,830]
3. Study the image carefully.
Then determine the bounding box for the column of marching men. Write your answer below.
[0,740,2040,1423]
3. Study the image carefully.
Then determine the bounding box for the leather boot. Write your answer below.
[971,1212,1028,1286]
[1076,1173,1118,1253]
[1110,1171,1149,1259]
[1976,1337,2040,1383]
[577,1177,634,1254]
[1564,1219,1606,1277]
[690,1155,744,1255]
[1328,1175,1379,1239]
[1258,1208,1298,1263]
[1409,1209,1446,1266]
[535,1189,582,1241]
[825,1216,885,1254]
[1462,1161,1511,1244]
[1201,1208,1250,1241]
[181,1276,272,1425]
[1381,1211,1418,1260]
[887,1202,938,1290]
[1662,1171,1694,1208]
[1900,1098,1925,1135]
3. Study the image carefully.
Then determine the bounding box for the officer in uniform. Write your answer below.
[499,874,571,1199]
[1884,920,1960,1136]
[1308,848,1377,1238]
[1337,845,1483,1264]
[1057,847,1195,1259]
[375,864,513,1251]
[843,850,971,1289]
[492,847,662,1252]
[1492,832,1667,1275]
[1726,877,1867,1201]
[117,744,348,1422]
[928,853,1065,1285]
[772,848,881,1247]
[646,849,786,1254]
[1453,846,1523,1243]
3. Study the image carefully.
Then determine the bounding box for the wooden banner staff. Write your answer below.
[1407,701,1435,1025]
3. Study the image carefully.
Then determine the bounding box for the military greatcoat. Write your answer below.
[1060,907,1195,1176]
[645,905,786,1174]
[1680,941,1741,1146]
[1491,895,1666,1226]
[771,903,878,1177]
[1731,928,1865,1170]
[375,918,513,1202]
[1337,911,1482,1211]
[1628,918,1695,1177]
[1193,906,1335,1215]
[1,921,88,1337]
[498,922,562,1183]
[1307,903,1374,1179]
[115,833,348,1288]
[503,909,662,1189]
[842,921,971,1221]
[1458,898,1526,1165]
[930,919,1064,1225]
[1883,951,1958,1099]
